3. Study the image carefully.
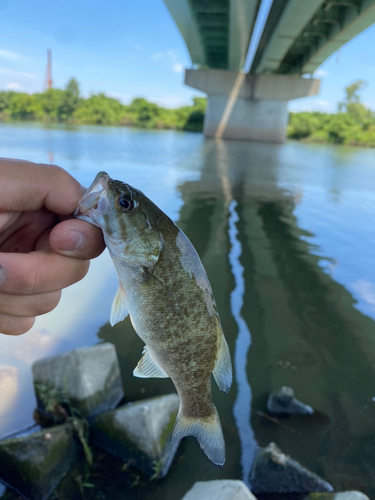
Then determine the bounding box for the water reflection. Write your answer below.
[0,125,375,497]
[228,201,257,485]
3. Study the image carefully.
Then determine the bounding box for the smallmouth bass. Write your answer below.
[75,172,232,465]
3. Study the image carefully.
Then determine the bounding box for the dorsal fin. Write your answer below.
[133,345,168,378]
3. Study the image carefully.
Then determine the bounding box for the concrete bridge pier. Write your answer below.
[185,69,320,143]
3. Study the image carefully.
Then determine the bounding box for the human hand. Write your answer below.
[0,158,105,335]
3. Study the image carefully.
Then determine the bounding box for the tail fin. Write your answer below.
[170,405,225,465]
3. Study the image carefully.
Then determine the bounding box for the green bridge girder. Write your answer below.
[163,0,261,70]
[252,0,375,75]
[164,0,375,75]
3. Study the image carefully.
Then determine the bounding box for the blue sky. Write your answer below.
[0,0,374,112]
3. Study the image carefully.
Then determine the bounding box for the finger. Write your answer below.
[0,247,90,295]
[49,219,105,259]
[0,158,84,215]
[0,290,61,317]
[0,314,35,336]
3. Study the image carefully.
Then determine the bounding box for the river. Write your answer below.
[0,121,374,499]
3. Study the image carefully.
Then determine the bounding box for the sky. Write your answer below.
[0,0,375,112]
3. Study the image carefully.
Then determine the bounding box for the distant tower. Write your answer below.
[43,49,53,91]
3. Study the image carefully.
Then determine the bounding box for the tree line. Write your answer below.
[0,78,374,147]
[288,80,375,147]
[0,78,206,132]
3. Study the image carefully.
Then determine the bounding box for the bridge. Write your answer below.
[163,0,375,142]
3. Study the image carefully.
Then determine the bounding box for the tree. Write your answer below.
[338,80,373,126]
[74,93,125,125]
[58,78,81,120]
[7,93,43,120]
[128,98,161,128]
[38,88,65,119]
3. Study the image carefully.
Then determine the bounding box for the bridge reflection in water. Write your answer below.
[99,138,375,498]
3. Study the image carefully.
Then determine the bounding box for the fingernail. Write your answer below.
[59,229,85,252]
[0,265,5,285]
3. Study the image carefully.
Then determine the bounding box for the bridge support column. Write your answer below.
[185,69,320,143]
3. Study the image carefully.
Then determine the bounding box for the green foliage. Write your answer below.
[58,77,81,120]
[288,79,375,147]
[0,77,207,132]
[7,92,43,120]
[74,93,125,125]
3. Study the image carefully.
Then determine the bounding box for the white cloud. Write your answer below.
[314,68,329,78]
[172,63,184,73]
[152,49,185,73]
[0,48,23,61]
[149,95,191,108]
[289,98,335,113]
[352,280,375,310]
[6,82,21,90]
[0,66,36,79]
[107,91,134,104]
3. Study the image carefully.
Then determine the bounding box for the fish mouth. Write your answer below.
[74,171,110,222]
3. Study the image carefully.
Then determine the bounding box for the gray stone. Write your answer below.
[32,343,123,419]
[250,442,333,494]
[91,393,179,478]
[0,423,78,500]
[267,386,314,415]
[181,480,257,500]
[304,493,370,500]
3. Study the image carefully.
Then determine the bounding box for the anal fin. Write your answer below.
[212,319,233,393]
[110,286,129,326]
[133,345,168,378]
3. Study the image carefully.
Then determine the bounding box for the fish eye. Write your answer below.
[117,195,136,213]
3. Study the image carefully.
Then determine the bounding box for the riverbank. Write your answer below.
[0,79,206,132]
[1,78,375,147]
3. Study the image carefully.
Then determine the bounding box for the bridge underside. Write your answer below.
[163,0,261,70]
[251,0,375,75]
[163,0,375,142]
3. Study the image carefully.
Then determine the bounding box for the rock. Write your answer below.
[250,442,333,494]
[32,343,124,419]
[0,423,78,500]
[91,393,179,478]
[304,493,370,500]
[267,386,314,415]
[181,480,257,500]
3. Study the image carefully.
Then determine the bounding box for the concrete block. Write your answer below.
[250,442,333,493]
[181,480,257,500]
[91,394,179,478]
[0,423,78,500]
[32,343,124,419]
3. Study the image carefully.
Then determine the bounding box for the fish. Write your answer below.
[75,171,232,465]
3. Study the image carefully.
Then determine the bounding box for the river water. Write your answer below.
[0,121,374,498]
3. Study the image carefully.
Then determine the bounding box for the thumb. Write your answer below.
[49,219,105,260]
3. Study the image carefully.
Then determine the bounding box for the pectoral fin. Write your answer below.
[110,286,129,326]
[133,345,168,378]
[212,320,232,393]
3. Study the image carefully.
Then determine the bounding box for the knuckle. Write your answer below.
[22,265,40,294]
